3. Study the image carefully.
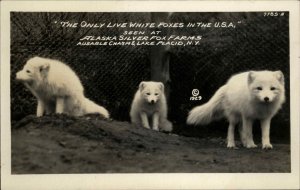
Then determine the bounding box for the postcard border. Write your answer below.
[1,1,300,189]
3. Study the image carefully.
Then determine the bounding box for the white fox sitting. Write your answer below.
[130,81,173,132]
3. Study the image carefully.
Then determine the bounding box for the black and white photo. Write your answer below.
[1,1,300,189]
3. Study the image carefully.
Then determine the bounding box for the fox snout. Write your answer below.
[16,70,33,82]
[260,95,275,103]
[264,97,270,103]
[146,97,158,105]
[148,99,157,105]
[255,90,277,103]
[16,71,22,80]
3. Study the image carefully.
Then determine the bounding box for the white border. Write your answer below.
[1,1,300,189]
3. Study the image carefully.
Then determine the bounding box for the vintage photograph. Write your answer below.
[10,11,290,173]
[1,1,300,190]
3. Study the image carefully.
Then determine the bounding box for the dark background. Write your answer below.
[10,12,290,142]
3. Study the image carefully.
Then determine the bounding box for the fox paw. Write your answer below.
[245,143,257,148]
[241,139,247,147]
[227,142,236,149]
[143,125,151,129]
[262,143,273,149]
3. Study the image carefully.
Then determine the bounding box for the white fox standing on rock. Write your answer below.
[187,70,285,149]
[130,81,173,132]
[16,56,110,118]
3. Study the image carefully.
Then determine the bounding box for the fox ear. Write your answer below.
[159,82,164,92]
[248,71,255,84]
[139,81,146,91]
[39,62,50,73]
[274,70,284,84]
[39,63,50,77]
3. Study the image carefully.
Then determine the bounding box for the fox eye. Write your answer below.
[270,87,276,91]
[26,70,31,73]
[154,93,158,96]
[146,93,150,95]
[256,87,262,90]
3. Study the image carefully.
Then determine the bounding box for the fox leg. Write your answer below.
[261,118,273,149]
[227,116,238,148]
[24,82,39,98]
[238,122,244,145]
[25,83,44,117]
[152,112,159,131]
[44,103,54,114]
[140,112,150,129]
[36,99,45,117]
[56,97,64,114]
[246,123,257,148]
[242,116,257,148]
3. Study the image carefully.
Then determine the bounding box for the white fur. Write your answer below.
[187,70,285,149]
[16,56,109,118]
[130,81,173,132]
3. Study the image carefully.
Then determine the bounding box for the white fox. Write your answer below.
[16,56,109,118]
[187,70,285,149]
[130,81,173,132]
